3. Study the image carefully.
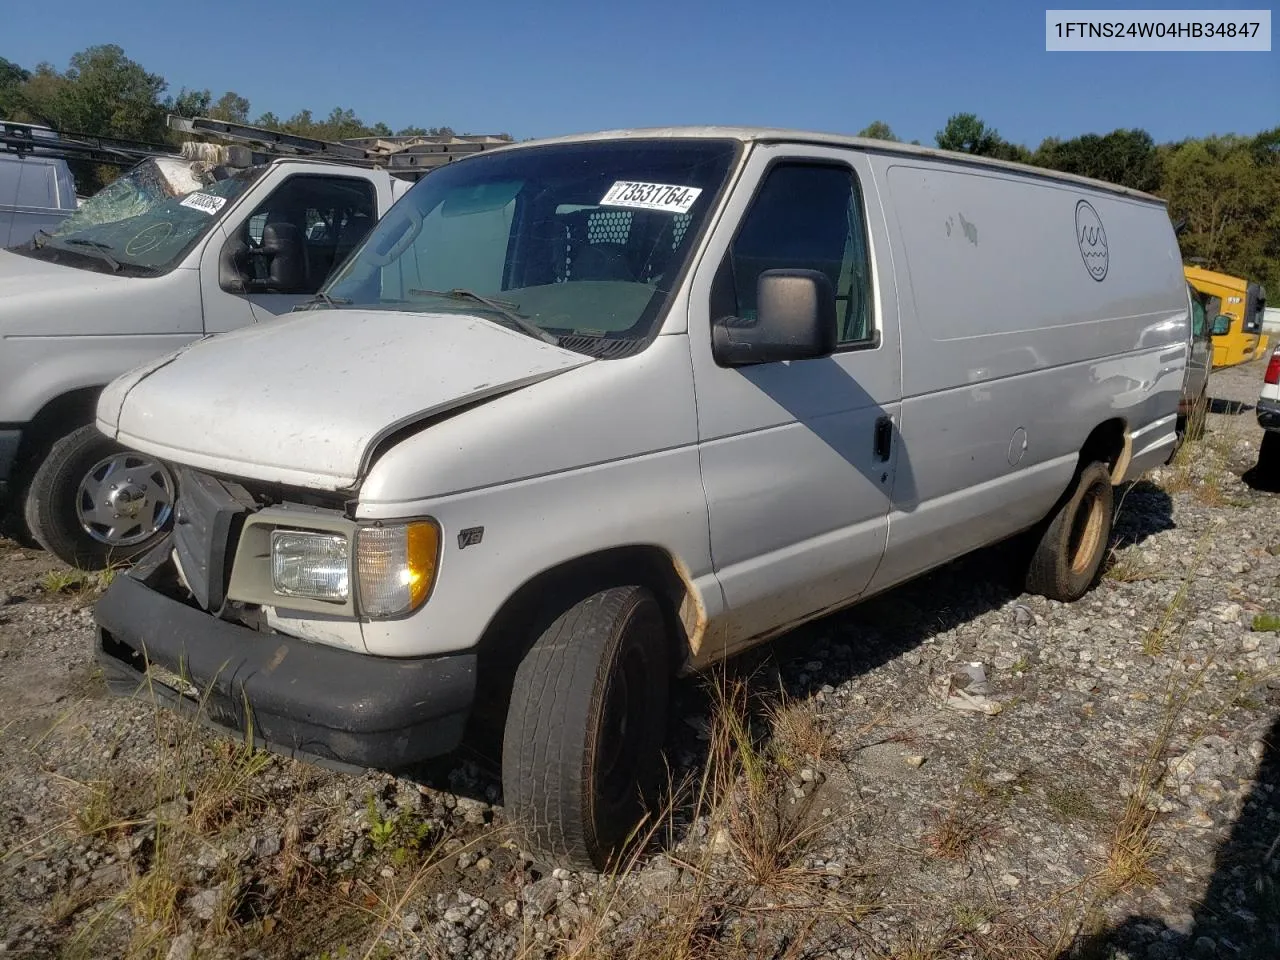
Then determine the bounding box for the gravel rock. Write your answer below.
[165,933,197,960]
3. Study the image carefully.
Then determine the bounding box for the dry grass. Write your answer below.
[542,671,869,960]
[765,692,835,771]
[921,806,994,862]
[701,676,834,890]
[44,670,380,960]
[1089,546,1222,902]
[1103,549,1163,584]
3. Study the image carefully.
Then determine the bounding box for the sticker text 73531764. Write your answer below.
[600,181,703,214]
[179,192,227,216]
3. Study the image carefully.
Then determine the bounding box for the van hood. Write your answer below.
[0,248,132,334]
[97,308,595,490]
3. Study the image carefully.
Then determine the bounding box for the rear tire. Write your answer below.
[1025,460,1113,602]
[1258,431,1280,485]
[23,425,175,570]
[501,585,671,871]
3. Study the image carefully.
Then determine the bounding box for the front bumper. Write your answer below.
[94,568,476,773]
[1258,397,1280,432]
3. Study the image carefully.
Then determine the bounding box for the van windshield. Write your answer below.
[322,139,739,358]
[21,158,262,276]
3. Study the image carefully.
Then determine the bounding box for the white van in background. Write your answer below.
[1262,305,1280,337]
[92,127,1190,872]
[0,151,79,247]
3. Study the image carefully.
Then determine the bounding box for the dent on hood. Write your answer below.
[104,309,595,491]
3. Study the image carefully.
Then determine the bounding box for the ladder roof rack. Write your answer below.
[0,115,513,180]
[167,116,513,178]
[0,120,179,166]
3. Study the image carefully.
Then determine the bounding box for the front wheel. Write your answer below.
[501,585,671,871]
[1024,460,1114,602]
[23,425,176,570]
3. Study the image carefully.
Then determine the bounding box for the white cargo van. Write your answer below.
[91,127,1190,871]
[0,151,79,247]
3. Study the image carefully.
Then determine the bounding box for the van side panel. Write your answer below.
[865,157,1186,593]
[0,156,75,247]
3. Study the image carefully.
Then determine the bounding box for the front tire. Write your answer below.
[23,425,176,570]
[501,585,671,871]
[1025,460,1114,602]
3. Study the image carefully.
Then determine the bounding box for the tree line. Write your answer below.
[1,46,1275,293]
[0,45,509,193]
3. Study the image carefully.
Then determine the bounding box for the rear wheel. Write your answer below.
[23,425,175,570]
[1025,460,1114,602]
[501,585,671,871]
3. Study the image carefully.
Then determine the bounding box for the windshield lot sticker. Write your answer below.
[601,181,702,214]
[180,192,227,216]
[1075,200,1108,281]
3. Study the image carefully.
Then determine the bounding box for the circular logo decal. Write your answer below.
[1075,200,1108,282]
[125,221,175,257]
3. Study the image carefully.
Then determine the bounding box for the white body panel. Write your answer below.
[99,128,1190,667]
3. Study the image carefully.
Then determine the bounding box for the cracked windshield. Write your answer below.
[31,157,258,273]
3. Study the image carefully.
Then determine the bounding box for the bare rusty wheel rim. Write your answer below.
[1068,485,1105,576]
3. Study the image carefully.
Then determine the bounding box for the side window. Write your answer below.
[1207,295,1223,332]
[721,162,873,345]
[236,176,376,295]
[1190,291,1206,337]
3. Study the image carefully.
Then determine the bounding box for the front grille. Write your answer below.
[171,469,255,612]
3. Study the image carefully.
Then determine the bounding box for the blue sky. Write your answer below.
[5,0,1277,145]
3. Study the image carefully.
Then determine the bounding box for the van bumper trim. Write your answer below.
[93,572,475,773]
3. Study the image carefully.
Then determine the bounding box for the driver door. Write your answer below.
[687,144,902,656]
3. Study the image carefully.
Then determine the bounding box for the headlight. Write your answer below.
[356,520,440,618]
[270,530,350,602]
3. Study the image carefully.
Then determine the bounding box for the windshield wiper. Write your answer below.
[296,291,354,311]
[31,229,53,249]
[63,239,121,272]
[410,288,559,346]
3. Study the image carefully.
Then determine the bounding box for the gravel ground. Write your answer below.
[2,359,1279,960]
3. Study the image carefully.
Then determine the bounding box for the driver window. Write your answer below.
[720,162,874,346]
[235,175,376,295]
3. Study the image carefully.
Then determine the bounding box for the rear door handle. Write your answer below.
[873,415,893,462]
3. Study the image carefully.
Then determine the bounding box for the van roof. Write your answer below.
[493,126,1168,205]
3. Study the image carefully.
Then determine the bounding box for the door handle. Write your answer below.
[873,415,893,462]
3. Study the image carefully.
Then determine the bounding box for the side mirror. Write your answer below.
[1212,315,1232,336]
[218,233,248,294]
[712,269,838,367]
